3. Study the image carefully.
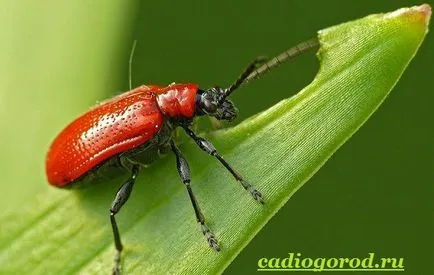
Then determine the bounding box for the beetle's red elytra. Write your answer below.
[46,83,198,186]
[45,38,319,275]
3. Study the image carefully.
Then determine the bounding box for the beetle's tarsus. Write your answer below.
[209,236,220,252]
[112,250,121,275]
[240,179,264,204]
[251,189,264,204]
[201,223,220,252]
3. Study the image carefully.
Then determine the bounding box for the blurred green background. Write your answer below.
[1,0,432,274]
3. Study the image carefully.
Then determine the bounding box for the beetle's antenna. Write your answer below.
[221,37,319,102]
[129,40,138,90]
[244,38,319,84]
[224,56,268,97]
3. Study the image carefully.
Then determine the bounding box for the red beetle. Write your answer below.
[45,38,318,274]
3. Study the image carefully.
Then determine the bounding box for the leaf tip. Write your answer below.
[421,4,432,27]
[385,4,431,31]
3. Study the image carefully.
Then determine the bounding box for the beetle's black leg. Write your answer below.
[110,164,140,275]
[182,127,264,204]
[170,140,220,251]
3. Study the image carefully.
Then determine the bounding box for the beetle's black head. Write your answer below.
[195,87,238,121]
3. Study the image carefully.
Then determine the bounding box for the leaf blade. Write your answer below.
[0,4,430,275]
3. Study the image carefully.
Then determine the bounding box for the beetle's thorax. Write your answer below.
[156,83,198,119]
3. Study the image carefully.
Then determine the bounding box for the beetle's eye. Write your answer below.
[202,99,217,113]
[198,92,219,115]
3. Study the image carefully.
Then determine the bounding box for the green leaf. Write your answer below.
[0,4,430,275]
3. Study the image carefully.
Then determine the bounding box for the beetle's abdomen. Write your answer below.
[46,86,164,187]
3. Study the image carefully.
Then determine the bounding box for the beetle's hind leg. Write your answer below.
[170,140,220,251]
[110,163,141,275]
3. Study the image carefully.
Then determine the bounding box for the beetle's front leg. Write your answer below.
[182,126,264,203]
